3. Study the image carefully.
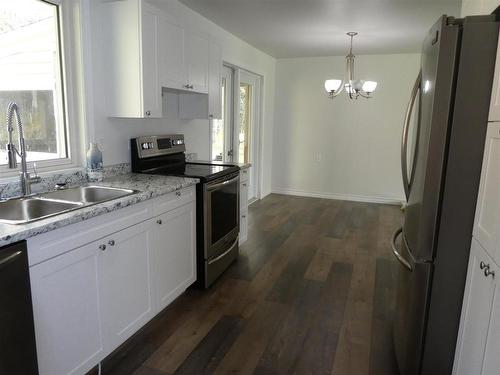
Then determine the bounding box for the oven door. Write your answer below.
[204,173,240,260]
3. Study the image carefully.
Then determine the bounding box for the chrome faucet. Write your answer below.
[6,102,41,196]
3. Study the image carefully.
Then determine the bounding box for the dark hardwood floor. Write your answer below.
[100,194,402,375]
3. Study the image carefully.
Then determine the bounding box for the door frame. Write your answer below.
[211,61,264,201]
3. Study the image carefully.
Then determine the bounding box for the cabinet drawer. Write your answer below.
[151,185,196,217]
[240,168,249,183]
[240,180,248,213]
[239,210,248,244]
[27,200,151,267]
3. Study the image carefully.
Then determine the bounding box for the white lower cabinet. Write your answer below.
[454,238,498,375]
[99,220,155,353]
[153,201,196,311]
[29,187,196,375]
[30,241,104,375]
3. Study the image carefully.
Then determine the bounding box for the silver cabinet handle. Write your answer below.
[99,244,106,251]
[209,114,214,118]
[242,183,247,187]
[391,227,413,271]
[485,268,496,278]
[108,240,115,246]
[176,190,181,197]
[242,214,246,218]
[401,71,421,201]
[157,219,162,225]
[145,110,151,116]
[480,261,488,270]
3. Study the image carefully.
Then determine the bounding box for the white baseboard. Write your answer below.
[271,187,404,205]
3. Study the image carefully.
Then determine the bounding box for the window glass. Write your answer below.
[0,0,67,165]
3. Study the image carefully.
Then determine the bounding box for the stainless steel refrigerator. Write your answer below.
[392,14,499,375]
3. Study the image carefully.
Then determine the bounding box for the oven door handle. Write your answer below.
[208,238,239,265]
[207,175,240,191]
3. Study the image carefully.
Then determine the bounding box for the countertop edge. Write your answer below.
[0,174,199,248]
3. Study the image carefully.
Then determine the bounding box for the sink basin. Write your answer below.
[0,186,138,225]
[0,198,82,224]
[39,186,136,204]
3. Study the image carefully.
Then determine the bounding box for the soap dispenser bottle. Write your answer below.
[86,142,103,182]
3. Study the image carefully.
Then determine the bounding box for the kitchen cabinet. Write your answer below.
[453,239,498,375]
[158,13,187,91]
[239,168,250,244]
[474,122,500,264]
[185,31,210,94]
[153,201,196,311]
[489,37,500,122]
[208,40,223,119]
[99,220,154,353]
[30,241,104,375]
[28,186,196,375]
[103,0,161,118]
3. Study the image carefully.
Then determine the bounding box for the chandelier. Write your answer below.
[324,32,377,100]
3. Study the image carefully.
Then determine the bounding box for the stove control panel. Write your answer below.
[133,134,186,158]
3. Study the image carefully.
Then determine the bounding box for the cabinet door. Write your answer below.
[474,123,500,262]
[153,201,196,311]
[141,3,161,118]
[30,243,104,375]
[489,37,500,122]
[453,239,497,375]
[185,31,209,94]
[239,210,248,244]
[100,221,154,352]
[158,13,187,91]
[240,179,248,213]
[208,40,222,119]
[483,276,500,375]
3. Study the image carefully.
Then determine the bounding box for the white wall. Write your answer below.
[86,0,276,197]
[461,0,498,15]
[272,53,421,203]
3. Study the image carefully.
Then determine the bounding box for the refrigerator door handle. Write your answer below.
[392,227,413,271]
[401,71,422,201]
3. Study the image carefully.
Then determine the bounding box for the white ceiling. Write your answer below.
[178,0,462,58]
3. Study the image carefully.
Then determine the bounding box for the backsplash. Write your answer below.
[0,163,131,199]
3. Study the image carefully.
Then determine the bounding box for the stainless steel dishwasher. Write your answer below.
[0,241,38,373]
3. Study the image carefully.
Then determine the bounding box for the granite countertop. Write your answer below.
[0,173,199,247]
[189,160,251,169]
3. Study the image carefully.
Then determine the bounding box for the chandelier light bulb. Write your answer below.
[324,79,342,93]
[362,81,378,94]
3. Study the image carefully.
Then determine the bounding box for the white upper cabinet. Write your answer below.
[489,37,500,122]
[474,122,500,263]
[208,40,223,119]
[185,30,210,94]
[103,0,161,118]
[158,13,187,91]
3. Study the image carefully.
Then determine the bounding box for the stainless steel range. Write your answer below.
[131,134,240,288]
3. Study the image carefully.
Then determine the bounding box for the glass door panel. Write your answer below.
[239,83,251,164]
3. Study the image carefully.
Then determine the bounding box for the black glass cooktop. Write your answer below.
[146,162,239,182]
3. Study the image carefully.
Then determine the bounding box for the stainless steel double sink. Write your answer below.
[0,186,137,224]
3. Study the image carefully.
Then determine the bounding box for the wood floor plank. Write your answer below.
[174,315,242,375]
[369,258,399,375]
[213,301,288,375]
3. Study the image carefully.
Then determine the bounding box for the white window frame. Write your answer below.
[0,0,86,179]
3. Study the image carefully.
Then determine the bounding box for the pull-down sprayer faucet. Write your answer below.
[6,102,40,196]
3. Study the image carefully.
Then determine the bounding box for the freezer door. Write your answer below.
[403,16,460,262]
[392,228,432,375]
